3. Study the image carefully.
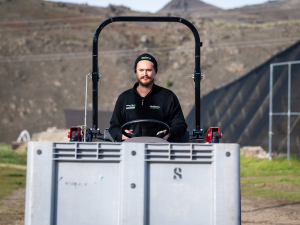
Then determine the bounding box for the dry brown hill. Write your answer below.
[235,0,300,11]
[229,0,300,23]
[157,0,300,24]
[0,0,136,21]
[0,0,300,143]
[158,0,222,14]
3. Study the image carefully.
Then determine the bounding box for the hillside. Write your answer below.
[157,0,300,24]
[0,0,300,143]
[229,0,300,23]
[158,0,222,14]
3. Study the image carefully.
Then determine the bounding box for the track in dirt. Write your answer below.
[1,188,300,225]
[0,188,25,225]
[242,197,300,224]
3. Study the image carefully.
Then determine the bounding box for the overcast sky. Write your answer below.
[49,0,269,13]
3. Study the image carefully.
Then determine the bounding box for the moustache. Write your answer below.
[141,76,151,79]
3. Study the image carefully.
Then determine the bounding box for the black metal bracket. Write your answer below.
[92,16,203,139]
[192,129,204,139]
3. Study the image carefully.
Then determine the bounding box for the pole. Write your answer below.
[269,65,273,161]
[287,63,291,162]
[84,74,89,142]
[194,44,201,132]
[270,61,300,161]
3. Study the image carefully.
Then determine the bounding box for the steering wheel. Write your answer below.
[121,119,170,138]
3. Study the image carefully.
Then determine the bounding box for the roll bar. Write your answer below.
[92,16,203,139]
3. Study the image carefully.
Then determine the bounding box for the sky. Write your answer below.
[49,0,270,13]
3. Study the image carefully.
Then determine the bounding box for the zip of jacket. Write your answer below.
[134,86,153,136]
[134,87,152,106]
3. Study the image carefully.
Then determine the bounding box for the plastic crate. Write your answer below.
[25,142,240,225]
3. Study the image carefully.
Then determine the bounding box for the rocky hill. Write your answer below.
[0,0,300,143]
[158,0,300,23]
[158,0,222,14]
[228,0,300,23]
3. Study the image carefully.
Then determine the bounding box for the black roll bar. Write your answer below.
[92,16,203,139]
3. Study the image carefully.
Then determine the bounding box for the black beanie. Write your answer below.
[134,53,158,73]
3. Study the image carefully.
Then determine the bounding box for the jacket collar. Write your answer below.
[133,82,156,97]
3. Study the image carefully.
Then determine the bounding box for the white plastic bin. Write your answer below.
[25,142,240,225]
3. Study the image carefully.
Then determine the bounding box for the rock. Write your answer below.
[240,146,269,158]
[225,46,240,55]
[140,34,148,43]
[19,111,24,117]
[32,127,69,142]
[254,183,266,188]
[1,118,9,125]
[226,62,244,73]
[11,141,27,152]
[173,62,179,69]
[9,103,16,111]
[54,80,61,87]
[57,2,66,7]
[204,39,213,45]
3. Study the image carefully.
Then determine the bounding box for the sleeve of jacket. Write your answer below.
[168,94,187,139]
[109,96,124,142]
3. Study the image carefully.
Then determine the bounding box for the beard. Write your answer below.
[138,76,154,87]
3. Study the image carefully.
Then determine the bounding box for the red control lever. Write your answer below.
[205,127,222,143]
[68,127,82,142]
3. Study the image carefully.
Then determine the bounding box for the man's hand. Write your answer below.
[122,129,134,140]
[156,130,170,140]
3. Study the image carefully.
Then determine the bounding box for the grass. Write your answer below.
[240,154,300,177]
[0,167,26,200]
[240,154,300,201]
[0,144,27,165]
[0,144,27,200]
[241,183,300,202]
[1,144,300,202]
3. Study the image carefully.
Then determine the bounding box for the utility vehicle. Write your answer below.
[25,17,240,225]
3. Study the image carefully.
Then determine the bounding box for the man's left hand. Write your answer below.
[156,130,170,140]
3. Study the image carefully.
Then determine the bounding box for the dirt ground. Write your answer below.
[242,197,300,225]
[0,188,25,225]
[0,188,299,225]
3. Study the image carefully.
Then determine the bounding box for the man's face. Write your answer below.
[136,60,156,87]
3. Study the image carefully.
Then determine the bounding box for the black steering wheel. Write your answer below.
[121,119,170,138]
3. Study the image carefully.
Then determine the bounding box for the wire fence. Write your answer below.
[0,37,299,63]
[186,40,300,153]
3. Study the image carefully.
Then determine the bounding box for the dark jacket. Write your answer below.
[109,83,187,142]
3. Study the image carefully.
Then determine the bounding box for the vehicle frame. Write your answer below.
[88,16,204,142]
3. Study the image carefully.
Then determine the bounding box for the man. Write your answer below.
[109,53,187,142]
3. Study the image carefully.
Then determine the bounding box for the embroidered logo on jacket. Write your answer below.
[126,104,136,109]
[150,105,160,109]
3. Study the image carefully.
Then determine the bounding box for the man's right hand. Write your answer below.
[122,129,134,140]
